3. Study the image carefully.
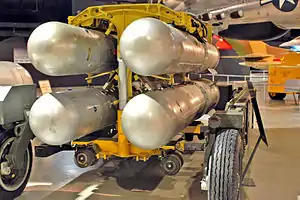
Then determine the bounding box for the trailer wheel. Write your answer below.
[185,133,194,141]
[0,136,33,199]
[172,151,184,167]
[74,148,97,168]
[160,152,183,176]
[208,129,243,200]
[268,92,286,100]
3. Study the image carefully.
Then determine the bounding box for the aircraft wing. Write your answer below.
[164,0,300,40]
[165,0,255,13]
[196,0,300,28]
[238,62,300,70]
[221,54,272,59]
[238,61,281,70]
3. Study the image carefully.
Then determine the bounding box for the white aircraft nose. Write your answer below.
[280,41,293,47]
[280,37,300,47]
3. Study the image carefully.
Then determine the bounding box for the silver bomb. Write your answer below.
[120,18,220,76]
[29,88,117,145]
[121,79,220,150]
[27,22,117,76]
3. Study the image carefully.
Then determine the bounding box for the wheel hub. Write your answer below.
[1,162,11,176]
[77,153,88,164]
[0,137,30,191]
[165,161,175,171]
[269,92,276,97]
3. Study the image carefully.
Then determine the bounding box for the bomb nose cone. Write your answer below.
[120,18,220,76]
[28,22,73,75]
[121,94,175,150]
[28,21,117,76]
[29,93,79,145]
[120,18,178,76]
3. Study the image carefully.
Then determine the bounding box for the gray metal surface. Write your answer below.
[166,0,300,30]
[211,91,249,129]
[165,0,253,13]
[0,62,33,85]
[29,88,117,145]
[121,79,219,150]
[214,109,244,129]
[0,85,36,125]
[120,18,220,76]
[27,22,117,76]
[223,1,300,29]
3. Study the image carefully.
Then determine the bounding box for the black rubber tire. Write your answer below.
[74,148,97,168]
[197,133,205,140]
[268,92,286,100]
[185,133,194,141]
[172,151,184,167]
[208,129,243,200]
[160,153,182,176]
[0,139,33,200]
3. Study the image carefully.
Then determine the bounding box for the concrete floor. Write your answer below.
[18,84,300,200]
[246,85,300,200]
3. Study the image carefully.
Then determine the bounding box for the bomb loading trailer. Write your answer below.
[0,3,267,200]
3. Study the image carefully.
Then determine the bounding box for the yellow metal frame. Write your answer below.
[86,71,114,82]
[70,3,209,161]
[183,124,202,134]
[68,4,211,42]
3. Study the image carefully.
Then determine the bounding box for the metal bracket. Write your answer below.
[35,144,74,158]
[241,81,268,181]
[6,111,33,170]
[247,81,268,146]
[202,132,216,179]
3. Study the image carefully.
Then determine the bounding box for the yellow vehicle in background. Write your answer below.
[267,52,300,100]
[268,65,300,100]
[221,38,300,100]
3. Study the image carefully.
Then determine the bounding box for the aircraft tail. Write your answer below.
[225,38,288,58]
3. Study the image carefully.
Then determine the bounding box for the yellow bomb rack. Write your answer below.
[69,3,210,174]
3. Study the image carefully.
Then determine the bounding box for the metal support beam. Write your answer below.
[118,58,127,109]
